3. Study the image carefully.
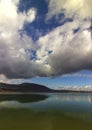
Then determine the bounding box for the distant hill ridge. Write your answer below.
[0,83,92,93]
[0,83,53,92]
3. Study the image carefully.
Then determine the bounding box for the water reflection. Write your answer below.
[1,93,92,122]
[0,93,92,112]
[0,94,48,103]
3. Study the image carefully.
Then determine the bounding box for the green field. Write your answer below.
[0,109,92,130]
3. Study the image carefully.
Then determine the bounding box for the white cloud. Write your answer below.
[0,74,10,83]
[0,0,51,79]
[46,0,92,20]
[0,0,36,33]
[26,8,37,23]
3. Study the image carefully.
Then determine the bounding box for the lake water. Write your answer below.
[0,93,92,130]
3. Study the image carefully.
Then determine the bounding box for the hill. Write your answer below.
[0,83,91,93]
[0,83,53,92]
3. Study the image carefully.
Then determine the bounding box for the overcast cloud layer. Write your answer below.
[0,0,92,82]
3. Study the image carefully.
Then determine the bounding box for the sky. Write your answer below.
[0,0,92,88]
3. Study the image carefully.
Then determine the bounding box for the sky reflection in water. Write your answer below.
[0,93,92,122]
[0,93,91,112]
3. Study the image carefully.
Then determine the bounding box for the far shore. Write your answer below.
[0,91,92,94]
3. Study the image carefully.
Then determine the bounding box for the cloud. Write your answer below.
[0,74,11,83]
[0,0,92,82]
[58,85,92,91]
[0,0,51,80]
[46,0,92,20]
[36,19,92,76]
[62,72,92,78]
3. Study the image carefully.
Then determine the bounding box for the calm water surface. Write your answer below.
[0,93,92,130]
[0,93,92,112]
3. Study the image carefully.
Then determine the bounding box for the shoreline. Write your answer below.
[0,91,92,94]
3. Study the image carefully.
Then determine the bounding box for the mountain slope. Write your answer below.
[0,83,52,92]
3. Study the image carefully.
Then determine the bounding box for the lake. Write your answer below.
[0,93,92,130]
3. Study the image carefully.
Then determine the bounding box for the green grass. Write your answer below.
[0,109,92,130]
